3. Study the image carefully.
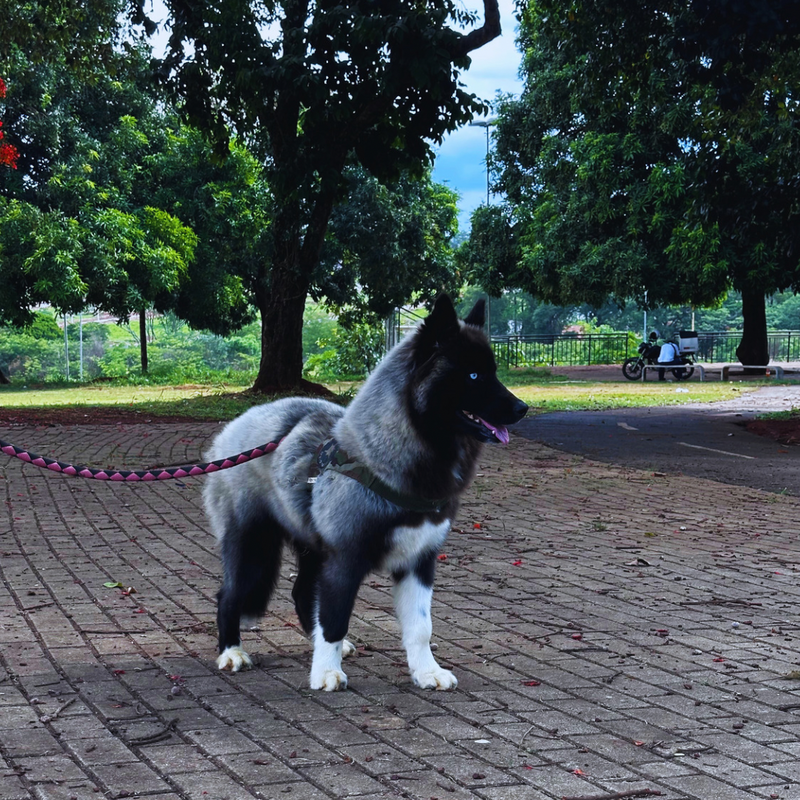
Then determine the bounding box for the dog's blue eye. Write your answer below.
[469,373,478,380]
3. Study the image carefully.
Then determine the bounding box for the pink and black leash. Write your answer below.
[2,435,446,511]
[0,438,281,481]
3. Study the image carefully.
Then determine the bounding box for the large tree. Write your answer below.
[0,0,136,69]
[488,0,800,366]
[0,47,196,328]
[1,38,467,378]
[0,42,269,374]
[156,0,501,390]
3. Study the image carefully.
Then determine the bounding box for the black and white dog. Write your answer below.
[203,295,528,690]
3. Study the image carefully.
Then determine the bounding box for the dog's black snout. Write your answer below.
[512,398,529,421]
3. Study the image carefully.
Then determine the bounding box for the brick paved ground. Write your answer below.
[2,421,800,800]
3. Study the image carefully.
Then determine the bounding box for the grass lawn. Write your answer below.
[512,380,759,412]
[0,372,764,422]
[0,382,265,421]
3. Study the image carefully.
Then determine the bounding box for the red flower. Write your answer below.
[0,128,17,169]
[0,78,17,168]
[0,141,17,169]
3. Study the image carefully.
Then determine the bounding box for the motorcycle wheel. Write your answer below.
[622,357,644,380]
[673,366,695,381]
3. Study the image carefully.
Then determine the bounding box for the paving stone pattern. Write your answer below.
[2,421,800,800]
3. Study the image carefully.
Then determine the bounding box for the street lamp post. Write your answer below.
[469,118,497,206]
[469,118,498,334]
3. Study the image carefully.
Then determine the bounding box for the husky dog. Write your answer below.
[203,295,528,691]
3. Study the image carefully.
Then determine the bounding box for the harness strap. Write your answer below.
[309,437,447,514]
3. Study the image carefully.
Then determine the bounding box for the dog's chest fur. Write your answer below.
[382,518,451,574]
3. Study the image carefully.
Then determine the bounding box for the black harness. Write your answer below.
[308,438,447,514]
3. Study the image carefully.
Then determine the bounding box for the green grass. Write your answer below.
[0,372,763,422]
[756,407,800,421]
[512,380,759,413]
[0,382,284,421]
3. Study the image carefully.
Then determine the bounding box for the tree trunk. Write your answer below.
[735,286,768,372]
[249,186,341,394]
[251,263,308,392]
[139,308,149,374]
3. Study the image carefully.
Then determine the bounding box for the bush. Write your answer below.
[303,320,384,382]
[0,318,67,381]
[1,303,376,384]
[29,312,63,340]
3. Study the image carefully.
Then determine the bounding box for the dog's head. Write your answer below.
[411,295,529,445]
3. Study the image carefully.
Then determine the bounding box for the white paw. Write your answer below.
[217,645,253,672]
[310,668,348,691]
[342,639,357,658]
[412,666,458,690]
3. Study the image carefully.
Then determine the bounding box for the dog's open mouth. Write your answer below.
[459,411,510,445]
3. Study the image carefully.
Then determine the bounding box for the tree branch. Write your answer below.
[450,0,501,58]
[300,176,344,273]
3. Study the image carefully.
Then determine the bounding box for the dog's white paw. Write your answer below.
[342,639,357,658]
[310,668,348,691]
[217,645,253,672]
[412,666,458,691]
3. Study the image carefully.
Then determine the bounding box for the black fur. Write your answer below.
[391,548,438,588]
[216,507,285,652]
[291,546,323,634]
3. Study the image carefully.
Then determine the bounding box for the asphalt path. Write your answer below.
[515,386,800,496]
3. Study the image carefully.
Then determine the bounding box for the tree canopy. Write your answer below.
[317,166,460,323]
[483,0,800,364]
[0,77,17,169]
[0,45,192,329]
[0,43,264,343]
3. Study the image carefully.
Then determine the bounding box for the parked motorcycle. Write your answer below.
[622,333,696,381]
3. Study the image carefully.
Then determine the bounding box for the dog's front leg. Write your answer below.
[308,558,365,691]
[393,569,457,690]
[309,621,348,691]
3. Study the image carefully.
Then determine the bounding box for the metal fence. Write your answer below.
[691,331,800,363]
[491,333,635,368]
[490,331,800,367]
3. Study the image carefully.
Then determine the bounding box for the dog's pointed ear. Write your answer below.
[415,294,459,361]
[425,294,459,341]
[464,299,486,328]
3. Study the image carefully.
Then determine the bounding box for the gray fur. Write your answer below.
[204,398,346,549]
[334,329,478,497]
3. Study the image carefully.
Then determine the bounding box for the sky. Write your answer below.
[431,0,525,233]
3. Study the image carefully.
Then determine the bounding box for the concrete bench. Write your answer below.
[720,364,784,380]
[641,363,705,382]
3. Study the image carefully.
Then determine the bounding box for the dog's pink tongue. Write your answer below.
[481,418,510,445]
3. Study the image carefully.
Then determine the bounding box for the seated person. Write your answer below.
[657,337,683,381]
